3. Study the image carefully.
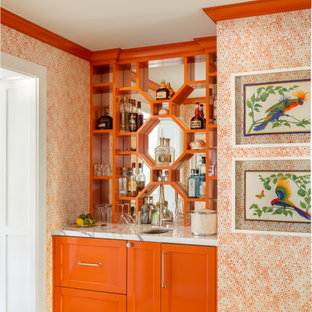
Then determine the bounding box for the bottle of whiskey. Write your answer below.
[136,162,145,194]
[98,106,113,129]
[137,101,143,129]
[120,97,129,132]
[118,167,128,197]
[190,102,204,129]
[128,163,137,197]
[141,197,151,224]
[156,80,170,100]
[199,103,206,129]
[129,100,137,132]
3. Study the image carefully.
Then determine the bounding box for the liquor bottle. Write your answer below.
[155,137,170,166]
[129,99,137,132]
[137,101,143,129]
[164,138,175,164]
[156,80,170,100]
[159,184,166,223]
[136,162,145,194]
[141,197,151,224]
[199,103,206,129]
[118,167,128,197]
[98,106,113,129]
[190,102,204,129]
[120,97,129,132]
[128,163,137,197]
[167,82,175,98]
[199,157,206,199]
[152,202,160,226]
[188,169,200,198]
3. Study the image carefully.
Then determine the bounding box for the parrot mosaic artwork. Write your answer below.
[245,170,311,223]
[244,79,311,136]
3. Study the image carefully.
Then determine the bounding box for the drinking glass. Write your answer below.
[117,204,129,224]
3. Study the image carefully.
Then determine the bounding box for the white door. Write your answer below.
[0,69,38,312]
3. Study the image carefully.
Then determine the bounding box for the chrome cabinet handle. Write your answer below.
[126,242,132,248]
[77,261,102,267]
[162,251,167,288]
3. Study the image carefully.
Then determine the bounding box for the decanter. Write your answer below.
[164,138,175,164]
[155,137,170,166]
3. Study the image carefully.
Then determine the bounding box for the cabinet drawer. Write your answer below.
[53,236,126,293]
[54,286,126,312]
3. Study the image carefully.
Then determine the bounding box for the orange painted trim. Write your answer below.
[91,37,216,65]
[1,8,92,61]
[203,0,311,23]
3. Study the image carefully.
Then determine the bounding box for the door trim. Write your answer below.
[1,52,47,312]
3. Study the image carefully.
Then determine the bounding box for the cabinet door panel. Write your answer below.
[127,241,161,312]
[161,244,216,312]
[53,236,127,293]
[54,287,126,312]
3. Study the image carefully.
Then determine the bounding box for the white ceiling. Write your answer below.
[2,0,252,51]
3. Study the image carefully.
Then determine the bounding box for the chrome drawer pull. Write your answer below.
[77,261,102,267]
[162,251,167,288]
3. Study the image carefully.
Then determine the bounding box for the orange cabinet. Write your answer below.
[53,236,127,293]
[161,244,216,312]
[54,286,126,312]
[127,241,161,312]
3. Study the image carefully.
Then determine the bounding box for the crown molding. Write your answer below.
[1,8,92,61]
[203,0,311,23]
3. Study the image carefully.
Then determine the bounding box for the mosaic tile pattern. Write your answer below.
[217,9,311,311]
[1,25,90,312]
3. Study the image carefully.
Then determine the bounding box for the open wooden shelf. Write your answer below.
[90,44,218,225]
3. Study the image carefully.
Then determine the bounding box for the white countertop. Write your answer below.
[52,224,218,246]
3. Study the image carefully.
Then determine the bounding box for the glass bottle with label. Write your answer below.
[120,97,129,132]
[167,82,175,98]
[190,102,204,129]
[98,106,113,129]
[136,162,145,194]
[118,167,128,197]
[155,137,170,167]
[128,163,137,197]
[188,169,200,198]
[129,99,137,132]
[156,80,170,100]
[141,197,151,224]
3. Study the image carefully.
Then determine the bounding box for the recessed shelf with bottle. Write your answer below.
[90,42,217,226]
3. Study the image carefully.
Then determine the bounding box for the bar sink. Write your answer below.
[140,228,173,234]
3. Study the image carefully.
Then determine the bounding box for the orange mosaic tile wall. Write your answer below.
[217,9,311,311]
[1,25,90,311]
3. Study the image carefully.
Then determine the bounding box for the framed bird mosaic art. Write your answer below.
[233,67,311,147]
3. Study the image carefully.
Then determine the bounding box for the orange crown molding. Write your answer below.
[1,8,92,61]
[203,0,311,23]
[91,37,217,65]
[1,8,216,63]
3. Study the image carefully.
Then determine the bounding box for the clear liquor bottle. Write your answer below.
[98,106,113,129]
[164,138,175,165]
[118,167,128,197]
[155,137,170,167]
[136,162,145,194]
[190,102,204,129]
[120,96,129,132]
[128,163,137,197]
[141,197,150,224]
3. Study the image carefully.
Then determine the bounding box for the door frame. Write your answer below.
[0,52,47,312]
